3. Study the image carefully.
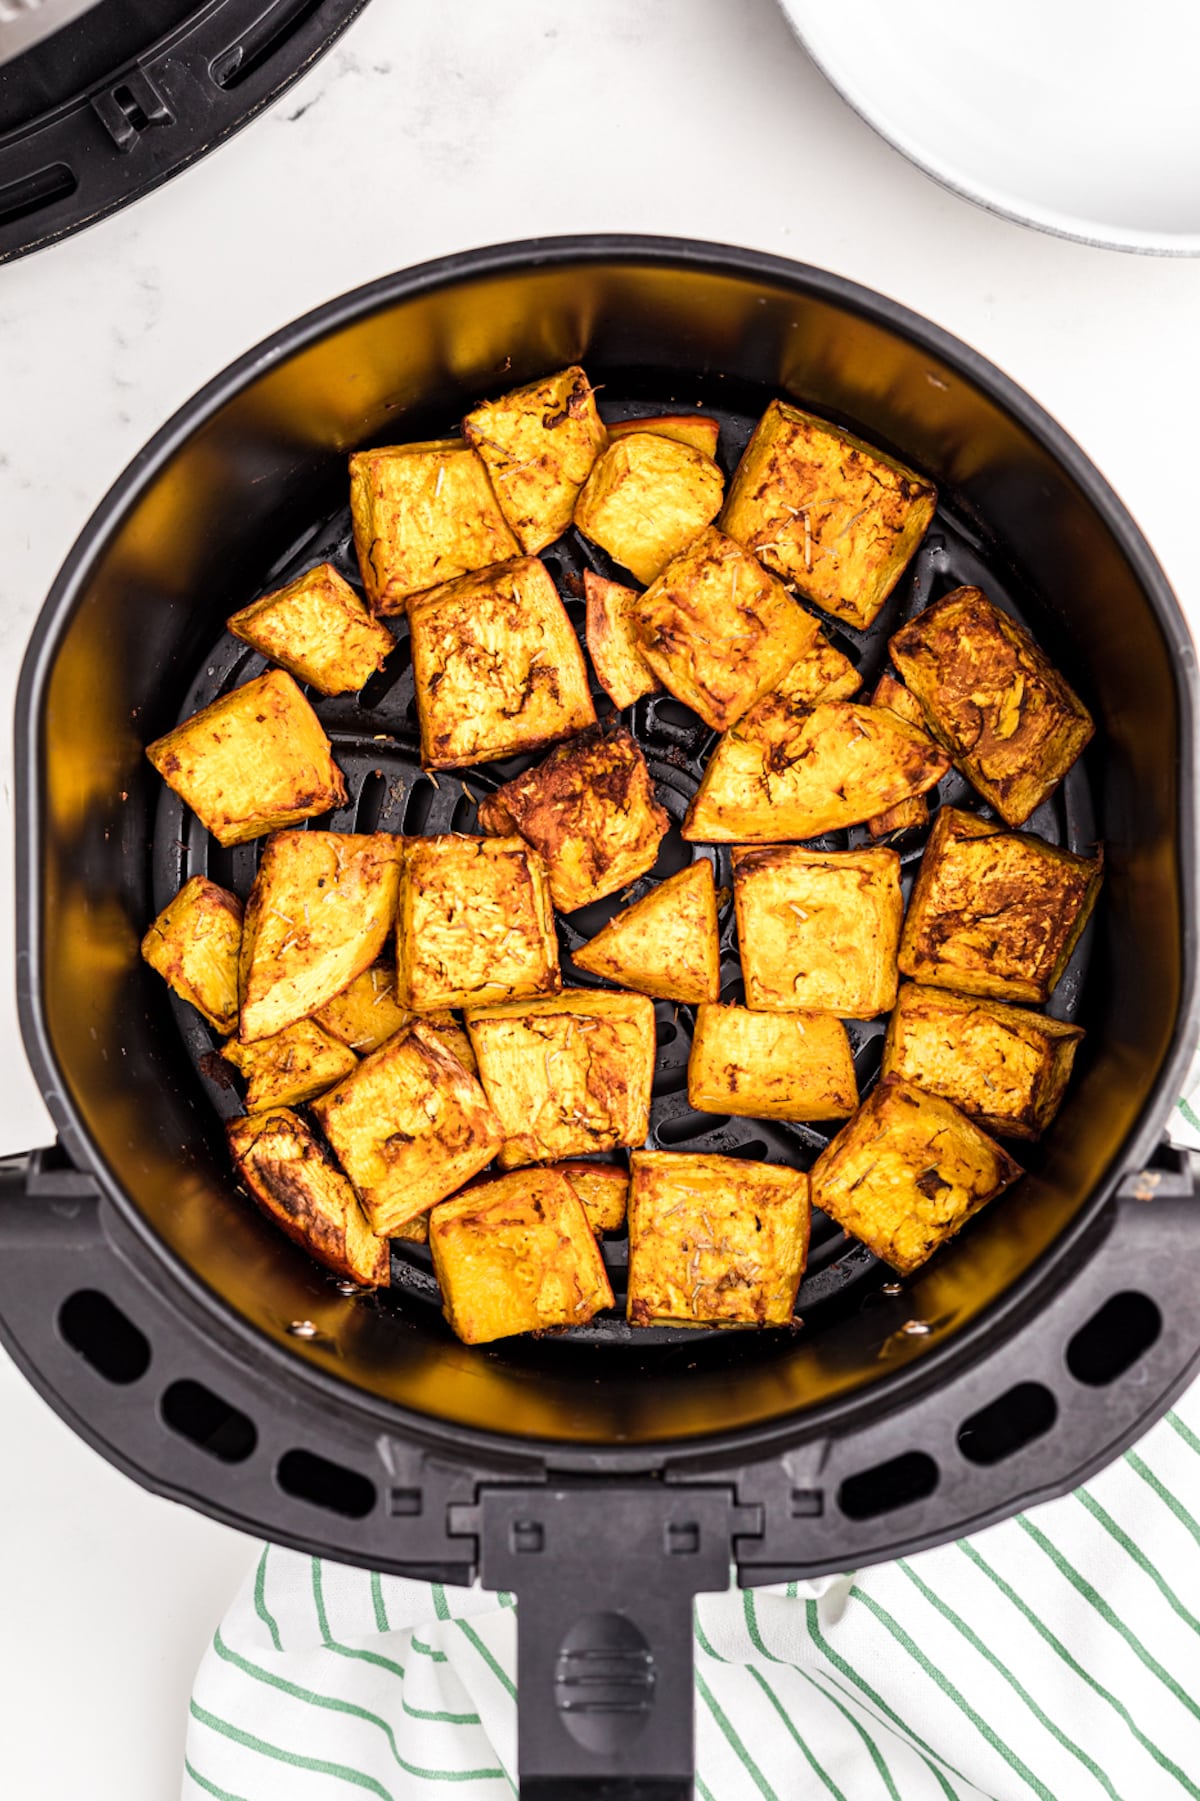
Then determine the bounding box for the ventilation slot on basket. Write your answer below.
[657,1110,730,1145]
[0,164,77,228]
[211,0,328,89]
[957,1382,1057,1466]
[1067,1292,1161,1387]
[838,1450,938,1521]
[161,1379,257,1464]
[58,1290,150,1385]
[277,1448,376,1518]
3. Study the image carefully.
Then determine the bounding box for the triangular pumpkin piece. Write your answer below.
[574,861,720,1004]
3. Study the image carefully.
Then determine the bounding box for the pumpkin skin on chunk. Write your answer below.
[228,1108,390,1288]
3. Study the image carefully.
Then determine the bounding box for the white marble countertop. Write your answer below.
[3,1,1200,1794]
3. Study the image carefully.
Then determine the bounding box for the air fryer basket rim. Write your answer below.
[14,233,1200,1470]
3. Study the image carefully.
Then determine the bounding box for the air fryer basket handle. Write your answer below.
[466,1482,753,1800]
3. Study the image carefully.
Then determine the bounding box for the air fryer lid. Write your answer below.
[8,237,1200,1801]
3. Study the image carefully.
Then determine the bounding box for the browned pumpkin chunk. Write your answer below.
[683,700,949,843]
[721,400,936,631]
[882,983,1084,1140]
[632,527,822,731]
[226,563,395,696]
[688,1004,858,1121]
[866,673,934,838]
[429,1168,614,1343]
[476,726,668,912]
[734,845,903,1017]
[889,587,1095,826]
[810,1076,1021,1274]
[228,1108,389,1287]
[573,860,720,1004]
[396,834,560,1011]
[553,1161,629,1233]
[466,988,655,1169]
[141,875,243,1034]
[463,366,606,554]
[626,1151,810,1327]
[349,439,518,615]
[239,831,403,1043]
[574,432,725,585]
[146,670,347,848]
[313,963,412,1053]
[312,1020,503,1235]
[608,414,721,457]
[898,807,1102,1003]
[222,1017,357,1112]
[409,556,596,769]
[584,570,662,711]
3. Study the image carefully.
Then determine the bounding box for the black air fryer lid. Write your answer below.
[0,0,369,264]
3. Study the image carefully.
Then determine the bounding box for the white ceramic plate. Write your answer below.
[778,0,1200,255]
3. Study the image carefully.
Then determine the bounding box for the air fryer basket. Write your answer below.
[4,238,1198,1799]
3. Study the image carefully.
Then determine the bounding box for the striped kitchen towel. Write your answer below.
[184,1112,1200,1801]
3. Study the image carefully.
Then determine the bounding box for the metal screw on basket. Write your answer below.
[334,1281,365,1297]
[286,1319,320,1339]
[902,1319,932,1336]
[881,1281,904,1296]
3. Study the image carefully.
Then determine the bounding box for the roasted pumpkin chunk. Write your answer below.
[867,673,934,838]
[898,807,1102,1003]
[683,700,949,843]
[889,586,1095,826]
[757,633,861,711]
[554,1161,629,1233]
[226,562,395,696]
[228,1108,389,1287]
[608,413,721,457]
[312,1020,503,1235]
[466,988,656,1169]
[584,570,661,711]
[409,556,596,769]
[146,670,347,848]
[313,963,411,1052]
[239,831,403,1043]
[573,860,720,1003]
[632,527,822,731]
[349,438,518,615]
[141,875,243,1034]
[476,726,668,912]
[688,1003,858,1121]
[883,983,1084,1140]
[429,1168,614,1344]
[397,834,560,1010]
[810,1076,1022,1274]
[734,845,903,1017]
[626,1151,810,1327]
[463,366,606,554]
[222,1017,357,1112]
[721,400,936,631]
[574,432,725,585]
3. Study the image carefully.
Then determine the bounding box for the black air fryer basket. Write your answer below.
[4,238,1199,1799]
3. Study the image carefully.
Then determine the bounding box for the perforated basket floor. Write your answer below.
[152,382,1096,1351]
